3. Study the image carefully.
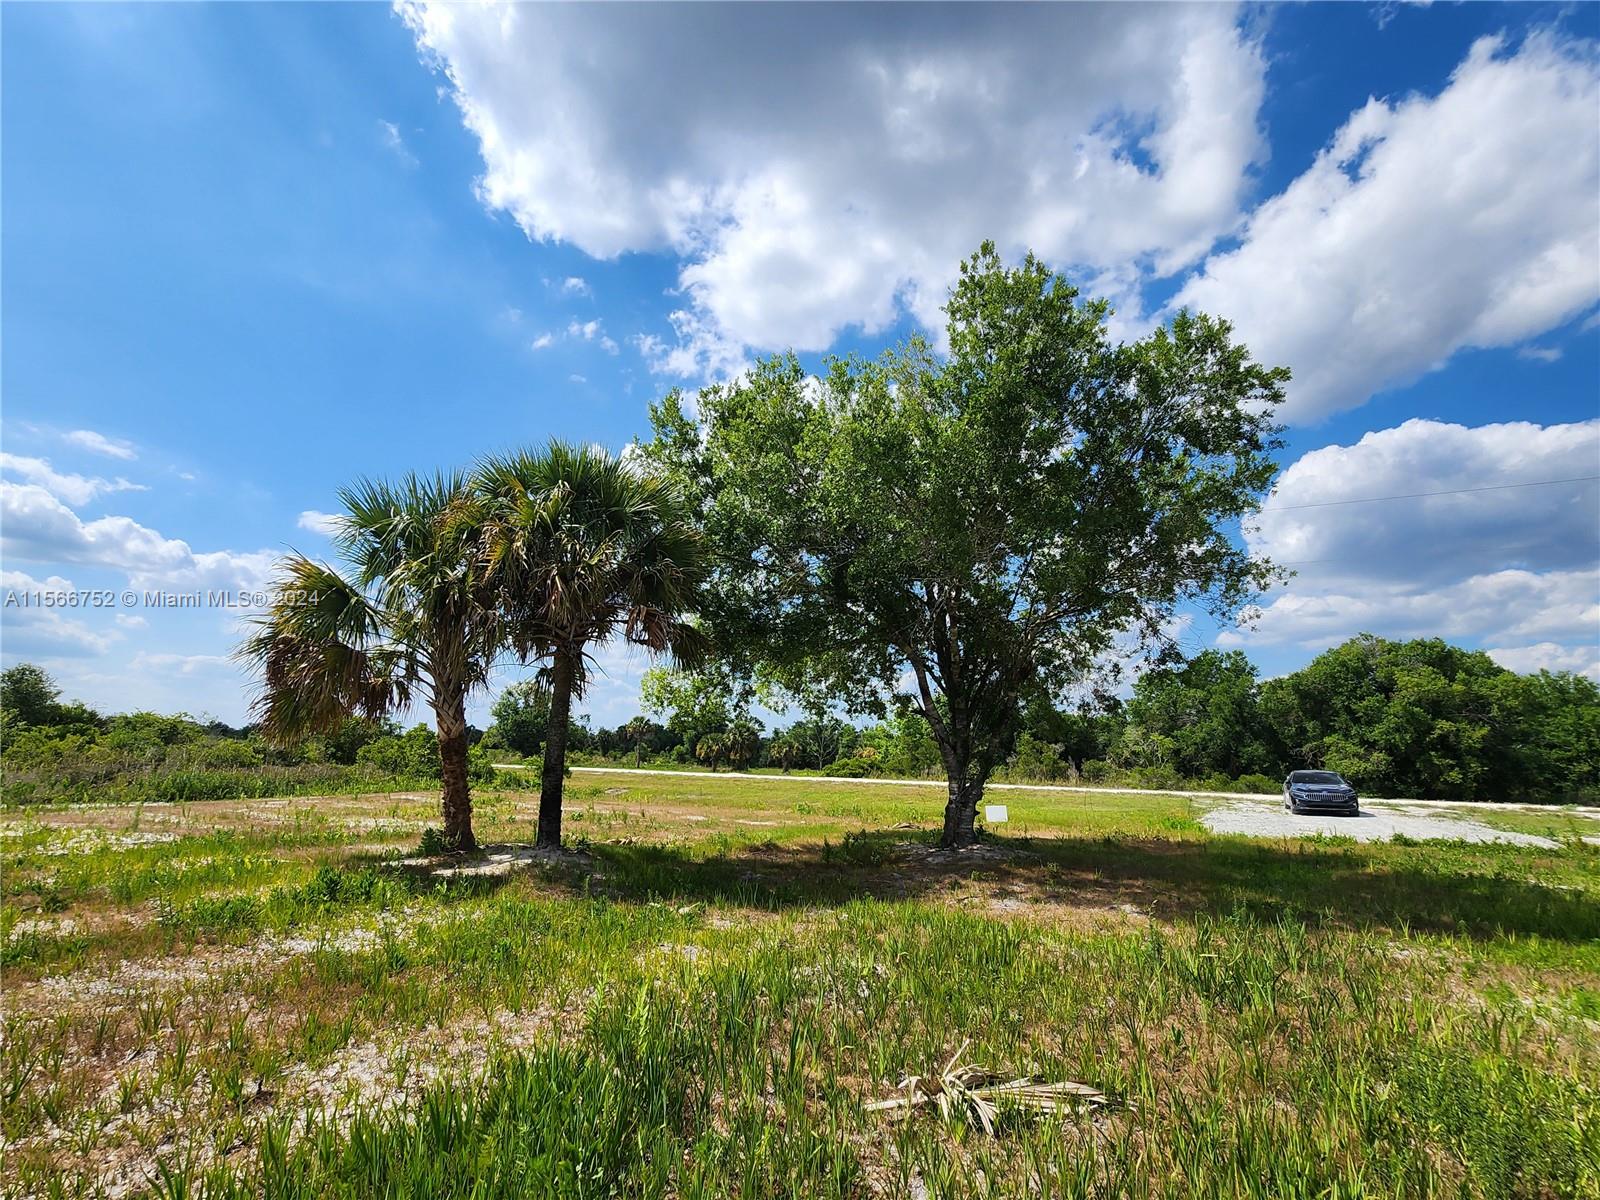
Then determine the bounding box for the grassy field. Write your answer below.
[3,773,1598,1199]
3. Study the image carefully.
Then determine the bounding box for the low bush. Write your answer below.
[820,757,872,778]
[1233,773,1280,794]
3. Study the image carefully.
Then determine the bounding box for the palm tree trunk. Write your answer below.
[435,693,475,852]
[537,648,576,850]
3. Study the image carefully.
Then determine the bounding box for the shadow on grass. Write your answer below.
[527,829,1600,943]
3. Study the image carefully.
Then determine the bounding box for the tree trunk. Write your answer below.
[940,773,984,848]
[537,648,576,850]
[435,694,475,852]
[935,733,989,849]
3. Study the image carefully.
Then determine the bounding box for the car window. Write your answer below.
[1288,771,1344,784]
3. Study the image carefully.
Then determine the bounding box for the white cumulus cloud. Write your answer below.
[1226,417,1599,671]
[1249,418,1600,587]
[401,1,1268,373]
[1172,32,1600,421]
[0,453,146,507]
[1486,641,1600,680]
[1224,568,1598,651]
[566,318,619,354]
[1,482,278,594]
[297,510,346,537]
[0,569,120,657]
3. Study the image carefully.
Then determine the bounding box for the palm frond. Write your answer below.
[235,556,411,743]
[865,1040,1125,1134]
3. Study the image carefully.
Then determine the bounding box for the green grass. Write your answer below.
[1428,803,1600,842]
[3,775,1598,1199]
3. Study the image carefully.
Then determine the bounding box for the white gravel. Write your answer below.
[1200,797,1562,847]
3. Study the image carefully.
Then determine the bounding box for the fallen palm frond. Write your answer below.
[865,1040,1125,1135]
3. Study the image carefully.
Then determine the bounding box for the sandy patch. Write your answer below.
[386,842,592,879]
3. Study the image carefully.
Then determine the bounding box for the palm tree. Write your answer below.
[238,472,499,851]
[621,715,658,766]
[695,732,727,771]
[476,442,708,850]
[724,719,761,772]
[769,734,803,774]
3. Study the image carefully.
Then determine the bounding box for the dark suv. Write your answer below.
[1283,770,1359,815]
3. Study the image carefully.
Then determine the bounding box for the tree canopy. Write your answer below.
[1259,635,1600,801]
[487,679,552,757]
[649,243,1288,846]
[474,442,708,849]
[1124,650,1275,779]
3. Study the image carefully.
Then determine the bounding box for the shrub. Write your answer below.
[289,866,388,909]
[1005,732,1071,782]
[467,744,500,784]
[821,756,872,777]
[1234,773,1278,794]
[185,739,266,770]
[356,725,440,780]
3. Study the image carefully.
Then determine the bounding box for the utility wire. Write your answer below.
[1258,474,1598,512]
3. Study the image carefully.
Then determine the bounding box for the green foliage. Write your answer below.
[1006,731,1074,782]
[641,668,733,754]
[356,724,441,780]
[820,756,872,778]
[1,664,56,725]
[1233,773,1279,794]
[820,830,890,866]
[1001,639,1597,802]
[1,664,93,730]
[855,709,941,777]
[0,667,448,807]
[650,243,1287,844]
[1020,696,1123,773]
[237,469,503,851]
[1260,634,1600,801]
[486,679,550,756]
[1110,724,1178,771]
[773,715,856,771]
[316,717,391,766]
[722,718,762,771]
[156,893,265,934]
[1126,650,1275,778]
[472,442,710,849]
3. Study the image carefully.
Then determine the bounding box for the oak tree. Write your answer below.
[650,244,1286,847]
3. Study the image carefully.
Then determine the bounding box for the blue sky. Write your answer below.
[3,2,1597,729]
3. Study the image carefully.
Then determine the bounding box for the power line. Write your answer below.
[1258,474,1600,513]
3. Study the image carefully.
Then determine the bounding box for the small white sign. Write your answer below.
[984,804,1009,824]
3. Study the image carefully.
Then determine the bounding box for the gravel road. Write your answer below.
[1199,797,1563,847]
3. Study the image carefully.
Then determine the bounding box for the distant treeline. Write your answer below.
[0,663,511,807]
[4,633,1595,807]
[496,635,1598,804]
